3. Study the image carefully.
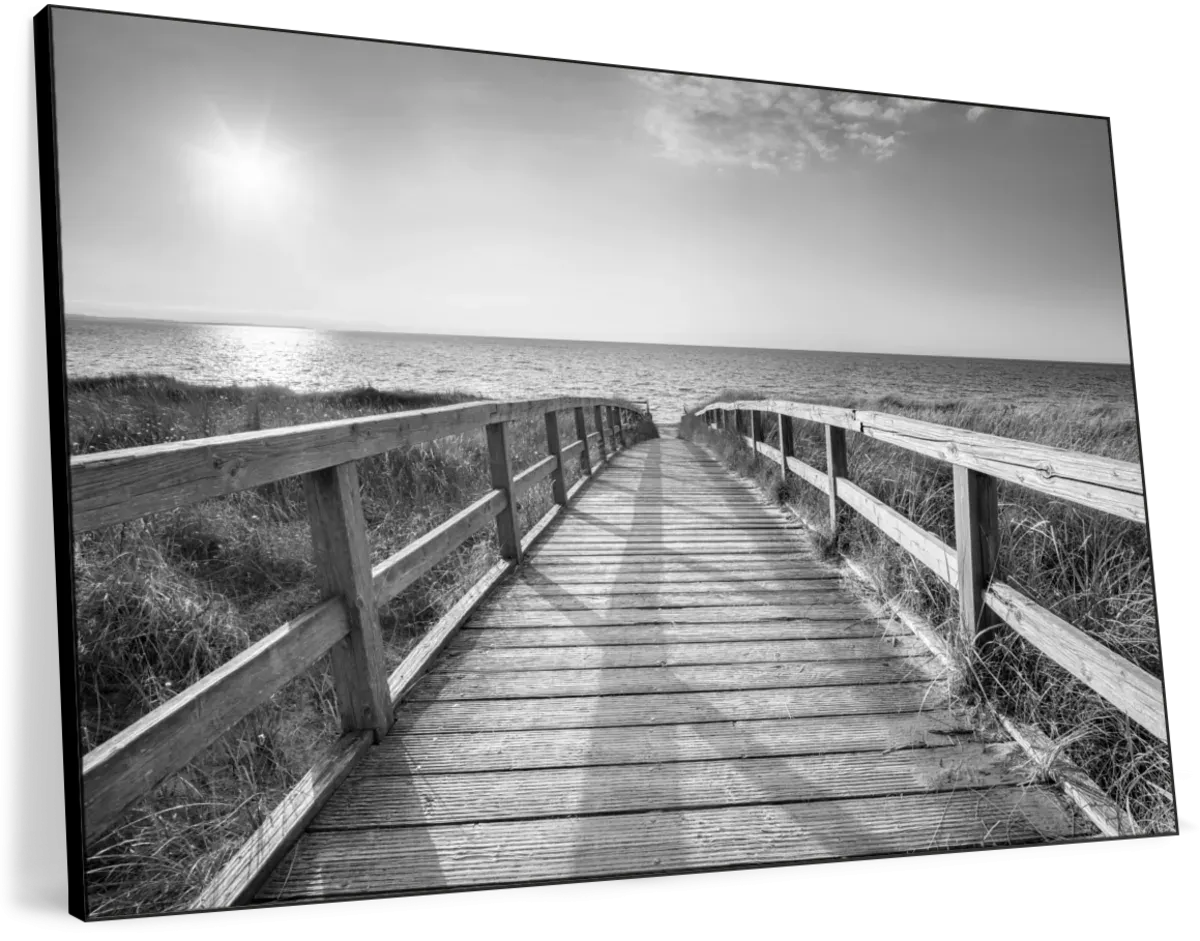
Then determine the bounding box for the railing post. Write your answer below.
[777,412,794,478]
[617,408,628,448]
[544,409,568,506]
[954,466,1000,651]
[302,462,392,741]
[486,420,522,564]
[825,425,847,537]
[750,410,764,455]
[574,406,592,477]
[593,404,608,462]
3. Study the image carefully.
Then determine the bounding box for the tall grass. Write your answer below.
[69,374,656,917]
[679,389,1173,834]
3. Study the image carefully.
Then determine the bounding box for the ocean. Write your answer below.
[64,317,1135,423]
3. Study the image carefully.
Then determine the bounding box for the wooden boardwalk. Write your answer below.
[257,437,1086,902]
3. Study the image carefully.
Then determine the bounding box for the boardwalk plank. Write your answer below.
[357,713,983,774]
[409,659,936,700]
[314,743,1031,828]
[256,435,1085,906]
[258,788,1082,900]
[438,637,931,671]
[393,684,950,733]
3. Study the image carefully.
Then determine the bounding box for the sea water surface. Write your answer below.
[65,317,1135,422]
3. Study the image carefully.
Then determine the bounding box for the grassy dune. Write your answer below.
[679,390,1172,834]
[69,374,656,917]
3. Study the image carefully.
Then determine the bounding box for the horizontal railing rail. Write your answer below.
[692,399,1163,743]
[73,396,649,849]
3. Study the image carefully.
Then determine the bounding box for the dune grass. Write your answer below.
[679,389,1173,834]
[68,373,656,917]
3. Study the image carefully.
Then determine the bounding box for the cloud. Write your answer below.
[966,106,987,122]
[633,73,937,172]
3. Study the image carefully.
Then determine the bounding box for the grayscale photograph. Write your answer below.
[34,3,1174,921]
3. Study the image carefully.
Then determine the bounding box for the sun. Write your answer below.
[188,114,296,220]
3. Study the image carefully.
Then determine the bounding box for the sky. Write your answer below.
[51,8,1131,363]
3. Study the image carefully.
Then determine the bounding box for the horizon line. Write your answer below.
[63,309,1134,368]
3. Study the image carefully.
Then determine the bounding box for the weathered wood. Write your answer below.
[372,490,505,604]
[836,480,958,585]
[512,453,558,495]
[410,659,934,701]
[504,574,840,593]
[463,602,868,624]
[385,459,604,707]
[750,409,764,455]
[476,589,851,611]
[303,463,392,741]
[192,730,372,910]
[393,682,948,733]
[984,581,1166,740]
[777,412,794,477]
[953,465,1000,649]
[825,424,848,536]
[511,559,831,576]
[700,399,860,432]
[486,420,522,564]
[593,405,608,461]
[82,598,348,842]
[71,395,646,532]
[561,438,585,462]
[525,552,814,567]
[574,406,592,477]
[359,712,979,775]
[698,398,1145,521]
[858,410,1144,522]
[998,716,1141,837]
[316,743,1028,829]
[440,637,930,672]
[387,560,515,705]
[543,410,568,506]
[453,620,903,648]
[257,788,1079,901]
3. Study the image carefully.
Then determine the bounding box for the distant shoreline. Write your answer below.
[64,313,1134,369]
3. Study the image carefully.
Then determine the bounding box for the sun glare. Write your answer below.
[189,112,297,220]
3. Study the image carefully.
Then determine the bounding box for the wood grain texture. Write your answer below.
[984,581,1166,740]
[574,406,592,477]
[544,410,568,506]
[315,743,1029,829]
[486,421,522,564]
[452,620,898,647]
[438,637,931,672]
[372,490,505,605]
[697,399,1145,520]
[303,463,392,740]
[72,396,647,532]
[512,454,557,495]
[593,404,608,463]
[258,788,1081,901]
[358,712,981,774]
[466,603,869,628]
[393,683,950,733]
[83,598,348,842]
[249,435,1087,906]
[777,412,795,476]
[192,731,372,910]
[836,480,957,585]
[954,466,1001,649]
[699,399,860,432]
[858,410,1144,522]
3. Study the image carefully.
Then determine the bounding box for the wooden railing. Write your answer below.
[70,395,649,903]
[692,399,1164,745]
